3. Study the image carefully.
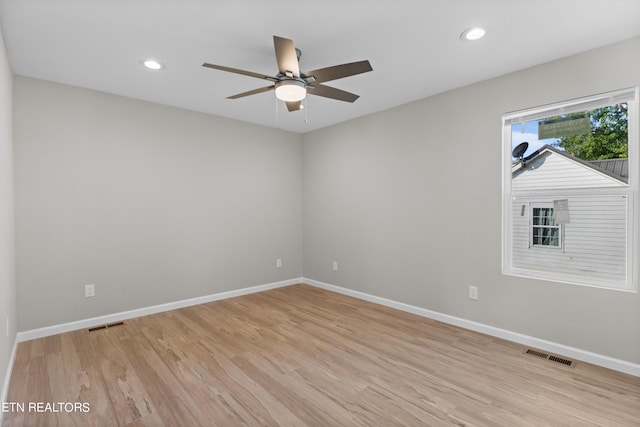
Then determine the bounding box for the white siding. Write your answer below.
[513,151,625,191]
[510,149,630,286]
[511,193,628,283]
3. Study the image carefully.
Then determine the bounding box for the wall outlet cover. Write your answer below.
[85,284,96,298]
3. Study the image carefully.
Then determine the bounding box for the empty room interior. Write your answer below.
[1,1,640,426]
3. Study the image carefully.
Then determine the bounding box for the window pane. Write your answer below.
[532,226,559,247]
[511,103,628,163]
[532,208,555,226]
[504,89,636,290]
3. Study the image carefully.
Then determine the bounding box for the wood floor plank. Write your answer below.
[4,284,640,426]
[92,331,157,426]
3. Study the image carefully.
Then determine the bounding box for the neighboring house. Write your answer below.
[511,145,629,284]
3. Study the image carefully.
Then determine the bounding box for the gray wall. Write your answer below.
[12,36,640,366]
[303,37,640,364]
[0,27,16,398]
[15,77,302,330]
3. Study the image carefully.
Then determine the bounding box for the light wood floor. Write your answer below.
[3,284,640,426]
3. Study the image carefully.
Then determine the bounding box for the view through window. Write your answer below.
[502,89,638,291]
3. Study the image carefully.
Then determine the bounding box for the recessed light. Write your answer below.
[143,59,164,70]
[460,26,486,41]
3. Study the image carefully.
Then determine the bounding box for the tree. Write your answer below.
[552,103,628,160]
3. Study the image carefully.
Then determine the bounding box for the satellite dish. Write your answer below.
[512,142,529,159]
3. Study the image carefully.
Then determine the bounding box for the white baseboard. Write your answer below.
[13,276,640,377]
[303,278,640,377]
[1,336,18,421]
[17,277,303,343]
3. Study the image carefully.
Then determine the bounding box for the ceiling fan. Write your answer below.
[202,35,373,112]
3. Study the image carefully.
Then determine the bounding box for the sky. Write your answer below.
[511,120,560,158]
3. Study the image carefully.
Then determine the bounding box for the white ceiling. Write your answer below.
[1,0,639,134]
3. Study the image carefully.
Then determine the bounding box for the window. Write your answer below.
[530,204,561,248]
[502,88,638,291]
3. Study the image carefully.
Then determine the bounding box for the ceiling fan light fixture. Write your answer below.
[275,79,306,102]
[460,26,486,41]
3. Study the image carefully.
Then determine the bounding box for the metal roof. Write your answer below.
[588,158,628,180]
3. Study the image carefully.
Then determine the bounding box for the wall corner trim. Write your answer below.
[302,277,640,377]
[1,337,18,422]
[16,278,303,343]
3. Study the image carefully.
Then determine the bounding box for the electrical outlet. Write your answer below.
[468,286,478,300]
[332,261,338,271]
[85,284,95,298]
[276,258,282,268]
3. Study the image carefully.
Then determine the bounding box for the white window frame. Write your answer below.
[502,88,638,292]
[529,203,562,249]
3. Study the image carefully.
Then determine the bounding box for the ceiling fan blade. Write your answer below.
[304,60,372,84]
[307,84,360,103]
[202,63,277,82]
[285,101,303,112]
[273,36,300,77]
[227,85,275,99]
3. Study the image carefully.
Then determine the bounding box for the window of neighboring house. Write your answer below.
[530,204,561,248]
[502,88,638,292]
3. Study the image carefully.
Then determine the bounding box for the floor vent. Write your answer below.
[548,355,575,366]
[524,348,576,368]
[525,349,549,359]
[88,321,125,332]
